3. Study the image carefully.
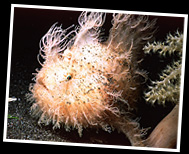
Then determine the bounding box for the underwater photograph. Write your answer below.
[4,4,187,152]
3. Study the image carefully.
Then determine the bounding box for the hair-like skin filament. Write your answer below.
[28,12,156,146]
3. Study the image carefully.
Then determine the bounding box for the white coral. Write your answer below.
[144,31,183,105]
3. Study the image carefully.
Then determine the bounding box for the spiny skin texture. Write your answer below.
[28,12,156,146]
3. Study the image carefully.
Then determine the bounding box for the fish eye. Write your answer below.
[66,75,72,81]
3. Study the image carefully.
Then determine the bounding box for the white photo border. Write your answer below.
[4,4,188,152]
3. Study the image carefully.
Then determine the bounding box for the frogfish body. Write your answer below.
[28,12,156,146]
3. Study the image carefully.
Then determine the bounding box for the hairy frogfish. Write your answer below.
[28,12,156,146]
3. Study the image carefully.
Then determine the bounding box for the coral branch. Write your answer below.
[144,31,183,106]
[143,31,183,57]
[145,61,181,105]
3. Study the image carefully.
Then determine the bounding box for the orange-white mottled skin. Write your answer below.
[28,12,156,146]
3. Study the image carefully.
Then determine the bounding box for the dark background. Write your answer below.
[4,2,187,153]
